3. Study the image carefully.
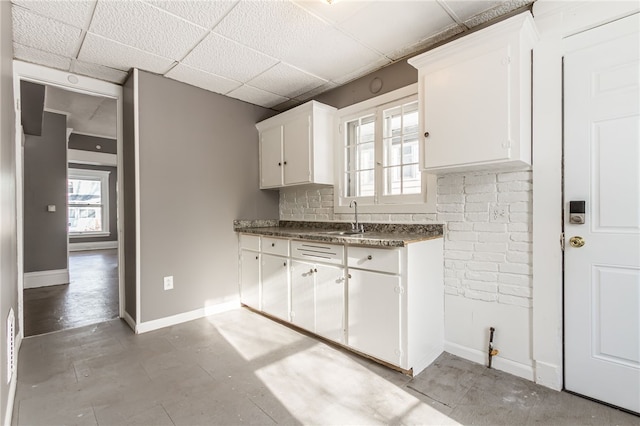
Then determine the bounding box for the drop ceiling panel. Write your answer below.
[227,85,288,109]
[166,63,242,95]
[71,60,129,84]
[181,33,278,82]
[293,0,372,25]
[146,0,239,29]
[12,0,96,30]
[294,81,338,102]
[249,63,327,99]
[443,0,506,22]
[78,33,175,75]
[339,1,455,57]
[13,43,71,71]
[12,7,82,57]
[89,0,207,60]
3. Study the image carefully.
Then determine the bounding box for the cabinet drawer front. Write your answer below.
[347,246,400,274]
[291,240,344,264]
[239,234,260,251]
[262,237,289,256]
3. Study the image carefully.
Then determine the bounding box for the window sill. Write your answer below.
[69,232,110,238]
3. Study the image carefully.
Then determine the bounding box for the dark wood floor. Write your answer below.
[23,249,119,336]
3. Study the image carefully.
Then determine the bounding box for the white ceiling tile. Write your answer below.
[78,33,175,74]
[145,0,238,29]
[294,81,338,102]
[249,63,327,99]
[339,1,455,57]
[12,6,82,56]
[388,23,464,61]
[181,32,278,82]
[293,0,372,25]
[13,42,72,71]
[166,63,242,95]
[71,60,129,84]
[89,0,207,60]
[227,85,289,109]
[12,0,96,30]
[442,0,506,22]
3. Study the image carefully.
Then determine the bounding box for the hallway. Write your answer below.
[23,249,119,336]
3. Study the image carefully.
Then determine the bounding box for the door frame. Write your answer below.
[12,61,125,339]
[531,0,640,391]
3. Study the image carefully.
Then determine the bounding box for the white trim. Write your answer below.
[530,0,640,392]
[123,310,136,331]
[68,168,110,235]
[13,60,125,331]
[133,68,141,326]
[68,240,118,251]
[444,341,535,381]
[68,149,117,166]
[69,130,117,140]
[135,300,240,334]
[70,232,110,239]
[4,333,21,426]
[23,269,69,289]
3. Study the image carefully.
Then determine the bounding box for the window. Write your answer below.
[68,169,110,236]
[336,85,435,214]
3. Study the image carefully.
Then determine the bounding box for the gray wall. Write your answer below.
[123,73,136,320]
[136,71,278,323]
[20,81,45,136]
[0,0,18,421]
[68,163,117,243]
[24,112,68,273]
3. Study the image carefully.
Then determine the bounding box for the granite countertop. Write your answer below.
[233,220,444,248]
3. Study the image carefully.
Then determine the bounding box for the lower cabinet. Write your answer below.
[261,254,289,321]
[290,260,346,343]
[239,250,260,310]
[348,269,401,365]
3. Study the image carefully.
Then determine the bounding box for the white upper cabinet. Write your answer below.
[408,12,539,173]
[256,101,337,188]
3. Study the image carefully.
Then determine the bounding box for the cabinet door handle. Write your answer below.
[283,161,287,165]
[309,269,314,274]
[424,131,430,138]
[272,243,275,247]
[278,162,282,166]
[255,255,258,260]
[283,261,287,267]
[347,273,352,279]
[314,268,317,273]
[367,255,372,260]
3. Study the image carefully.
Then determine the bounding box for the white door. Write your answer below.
[564,13,640,413]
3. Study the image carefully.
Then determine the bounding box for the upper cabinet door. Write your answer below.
[256,101,336,189]
[260,125,283,188]
[283,114,311,185]
[409,12,539,174]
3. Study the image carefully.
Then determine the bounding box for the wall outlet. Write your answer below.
[489,203,508,223]
[163,275,174,291]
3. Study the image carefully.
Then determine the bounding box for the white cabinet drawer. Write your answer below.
[262,237,289,256]
[347,246,400,274]
[291,240,344,265]
[239,234,260,251]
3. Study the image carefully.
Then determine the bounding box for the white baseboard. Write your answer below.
[136,300,240,334]
[5,332,22,426]
[69,240,118,252]
[23,269,69,289]
[444,340,535,381]
[535,360,563,390]
[123,311,136,332]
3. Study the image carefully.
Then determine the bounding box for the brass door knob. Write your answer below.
[569,236,585,248]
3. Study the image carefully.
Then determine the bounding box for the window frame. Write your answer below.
[334,84,436,215]
[67,168,110,237]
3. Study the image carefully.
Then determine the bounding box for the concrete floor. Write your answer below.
[13,308,638,425]
[23,250,119,336]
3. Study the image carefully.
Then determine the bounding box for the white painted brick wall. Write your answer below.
[279,170,533,308]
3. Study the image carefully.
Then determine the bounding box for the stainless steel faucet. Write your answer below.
[349,200,364,233]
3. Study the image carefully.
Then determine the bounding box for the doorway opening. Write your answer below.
[15,62,125,337]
